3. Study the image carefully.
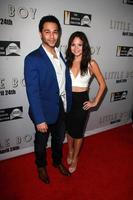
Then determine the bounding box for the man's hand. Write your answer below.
[36,122,48,133]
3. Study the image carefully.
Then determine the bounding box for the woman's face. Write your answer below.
[70,37,83,58]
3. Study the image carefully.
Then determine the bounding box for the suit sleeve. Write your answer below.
[24,55,46,125]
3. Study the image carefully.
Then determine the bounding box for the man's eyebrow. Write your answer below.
[43,29,58,31]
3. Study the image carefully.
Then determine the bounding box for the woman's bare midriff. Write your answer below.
[72,86,88,92]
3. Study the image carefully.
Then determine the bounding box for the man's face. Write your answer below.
[40,22,59,49]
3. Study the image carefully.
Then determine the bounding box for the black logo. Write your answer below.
[116,46,133,57]
[110,91,128,102]
[0,41,20,56]
[0,106,23,122]
[64,10,91,27]
[123,0,133,5]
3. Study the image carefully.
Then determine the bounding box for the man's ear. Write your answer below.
[39,31,42,39]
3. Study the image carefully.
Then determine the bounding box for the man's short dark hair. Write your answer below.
[39,15,61,34]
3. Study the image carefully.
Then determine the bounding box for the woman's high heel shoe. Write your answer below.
[68,158,78,173]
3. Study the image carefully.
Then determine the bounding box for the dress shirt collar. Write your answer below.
[42,45,60,59]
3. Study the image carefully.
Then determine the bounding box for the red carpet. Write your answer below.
[0,123,133,200]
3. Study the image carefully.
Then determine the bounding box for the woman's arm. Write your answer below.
[83,60,107,110]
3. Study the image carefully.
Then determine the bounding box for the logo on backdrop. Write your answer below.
[0,106,23,122]
[110,91,128,102]
[110,20,133,37]
[116,46,133,56]
[8,4,37,19]
[0,89,16,96]
[0,134,33,154]
[123,0,133,5]
[12,78,25,88]
[0,145,20,154]
[90,46,101,55]
[0,77,25,96]
[0,18,13,25]
[104,70,133,83]
[64,10,91,27]
[122,32,133,36]
[0,4,37,27]
[110,20,131,31]
[0,41,20,56]
[99,111,130,125]
[0,77,25,89]
[0,79,6,89]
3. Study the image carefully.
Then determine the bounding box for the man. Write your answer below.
[24,15,72,184]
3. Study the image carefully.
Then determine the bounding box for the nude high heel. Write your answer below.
[68,158,78,173]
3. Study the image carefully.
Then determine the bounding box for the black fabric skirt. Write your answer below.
[66,91,89,139]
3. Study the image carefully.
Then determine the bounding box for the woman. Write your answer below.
[65,31,106,173]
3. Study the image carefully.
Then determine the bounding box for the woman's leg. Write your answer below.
[69,138,83,173]
[67,134,74,164]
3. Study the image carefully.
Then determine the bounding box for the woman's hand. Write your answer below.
[83,99,97,110]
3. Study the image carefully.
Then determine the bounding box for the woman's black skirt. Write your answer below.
[66,91,89,139]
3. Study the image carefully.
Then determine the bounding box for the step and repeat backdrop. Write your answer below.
[0,0,133,160]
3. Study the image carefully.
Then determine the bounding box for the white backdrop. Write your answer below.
[0,0,133,160]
